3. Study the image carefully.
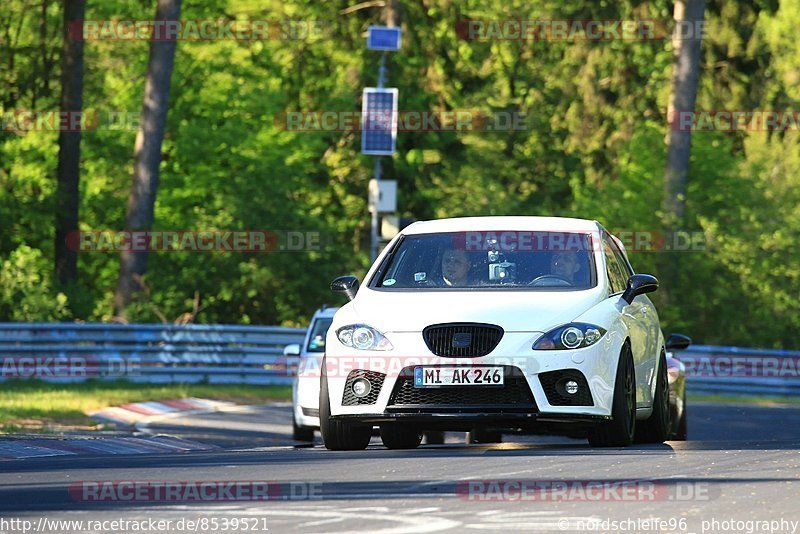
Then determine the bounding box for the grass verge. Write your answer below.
[0,379,291,434]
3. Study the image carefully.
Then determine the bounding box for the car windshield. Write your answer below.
[373,231,596,290]
[306,317,333,353]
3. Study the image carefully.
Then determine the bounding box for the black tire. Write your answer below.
[589,343,636,447]
[674,402,688,441]
[380,424,423,449]
[424,431,445,445]
[319,363,371,451]
[292,416,315,442]
[467,428,503,444]
[635,350,671,444]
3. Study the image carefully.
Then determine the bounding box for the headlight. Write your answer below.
[532,323,607,350]
[336,325,393,351]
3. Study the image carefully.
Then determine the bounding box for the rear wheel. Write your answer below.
[423,431,445,445]
[589,343,636,447]
[319,364,371,451]
[635,350,671,444]
[467,428,503,444]
[380,424,423,449]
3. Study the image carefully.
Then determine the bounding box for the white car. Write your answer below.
[284,306,339,441]
[321,216,671,450]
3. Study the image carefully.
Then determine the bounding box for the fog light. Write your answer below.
[565,380,579,395]
[352,378,371,398]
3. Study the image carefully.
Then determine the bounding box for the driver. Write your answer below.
[550,250,581,283]
[441,249,471,286]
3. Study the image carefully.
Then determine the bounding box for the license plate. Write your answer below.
[413,366,504,387]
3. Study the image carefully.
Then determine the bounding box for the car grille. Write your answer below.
[341,369,386,406]
[387,366,536,412]
[539,369,594,406]
[422,323,504,357]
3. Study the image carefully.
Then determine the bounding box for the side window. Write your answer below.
[607,235,634,279]
[602,238,627,294]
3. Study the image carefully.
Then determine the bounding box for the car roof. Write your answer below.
[402,216,601,235]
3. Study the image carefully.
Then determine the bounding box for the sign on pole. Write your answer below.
[367,26,402,51]
[368,179,397,213]
[361,88,398,156]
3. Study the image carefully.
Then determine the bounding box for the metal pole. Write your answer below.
[370,157,382,262]
[370,52,388,263]
[378,52,386,88]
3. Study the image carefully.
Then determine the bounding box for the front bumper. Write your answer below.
[326,331,623,421]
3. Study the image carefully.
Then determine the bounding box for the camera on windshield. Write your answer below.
[487,250,516,282]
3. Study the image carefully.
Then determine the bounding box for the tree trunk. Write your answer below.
[54,0,85,287]
[661,0,705,305]
[663,0,705,226]
[113,0,182,320]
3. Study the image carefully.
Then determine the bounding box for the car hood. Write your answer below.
[349,288,605,333]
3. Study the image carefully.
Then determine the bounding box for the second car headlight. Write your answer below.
[532,323,607,350]
[336,325,394,351]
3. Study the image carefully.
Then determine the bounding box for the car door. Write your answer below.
[602,234,652,407]
[608,236,658,406]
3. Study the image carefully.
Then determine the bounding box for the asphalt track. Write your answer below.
[1,402,799,534]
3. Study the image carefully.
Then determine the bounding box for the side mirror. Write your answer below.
[665,333,692,351]
[621,274,658,304]
[282,343,301,356]
[331,275,360,301]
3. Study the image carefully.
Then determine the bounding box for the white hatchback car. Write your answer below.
[321,216,671,450]
[284,306,338,441]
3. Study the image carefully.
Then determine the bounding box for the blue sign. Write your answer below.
[367,26,402,51]
[361,88,398,155]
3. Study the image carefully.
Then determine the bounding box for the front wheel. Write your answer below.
[589,343,636,447]
[292,416,315,442]
[380,424,422,449]
[319,364,371,451]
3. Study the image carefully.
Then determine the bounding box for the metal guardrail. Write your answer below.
[0,323,798,397]
[0,322,306,385]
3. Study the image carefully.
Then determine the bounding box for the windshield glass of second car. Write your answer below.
[375,231,595,290]
[306,318,333,353]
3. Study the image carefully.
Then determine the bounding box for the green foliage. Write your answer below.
[0,245,69,321]
[0,0,798,349]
